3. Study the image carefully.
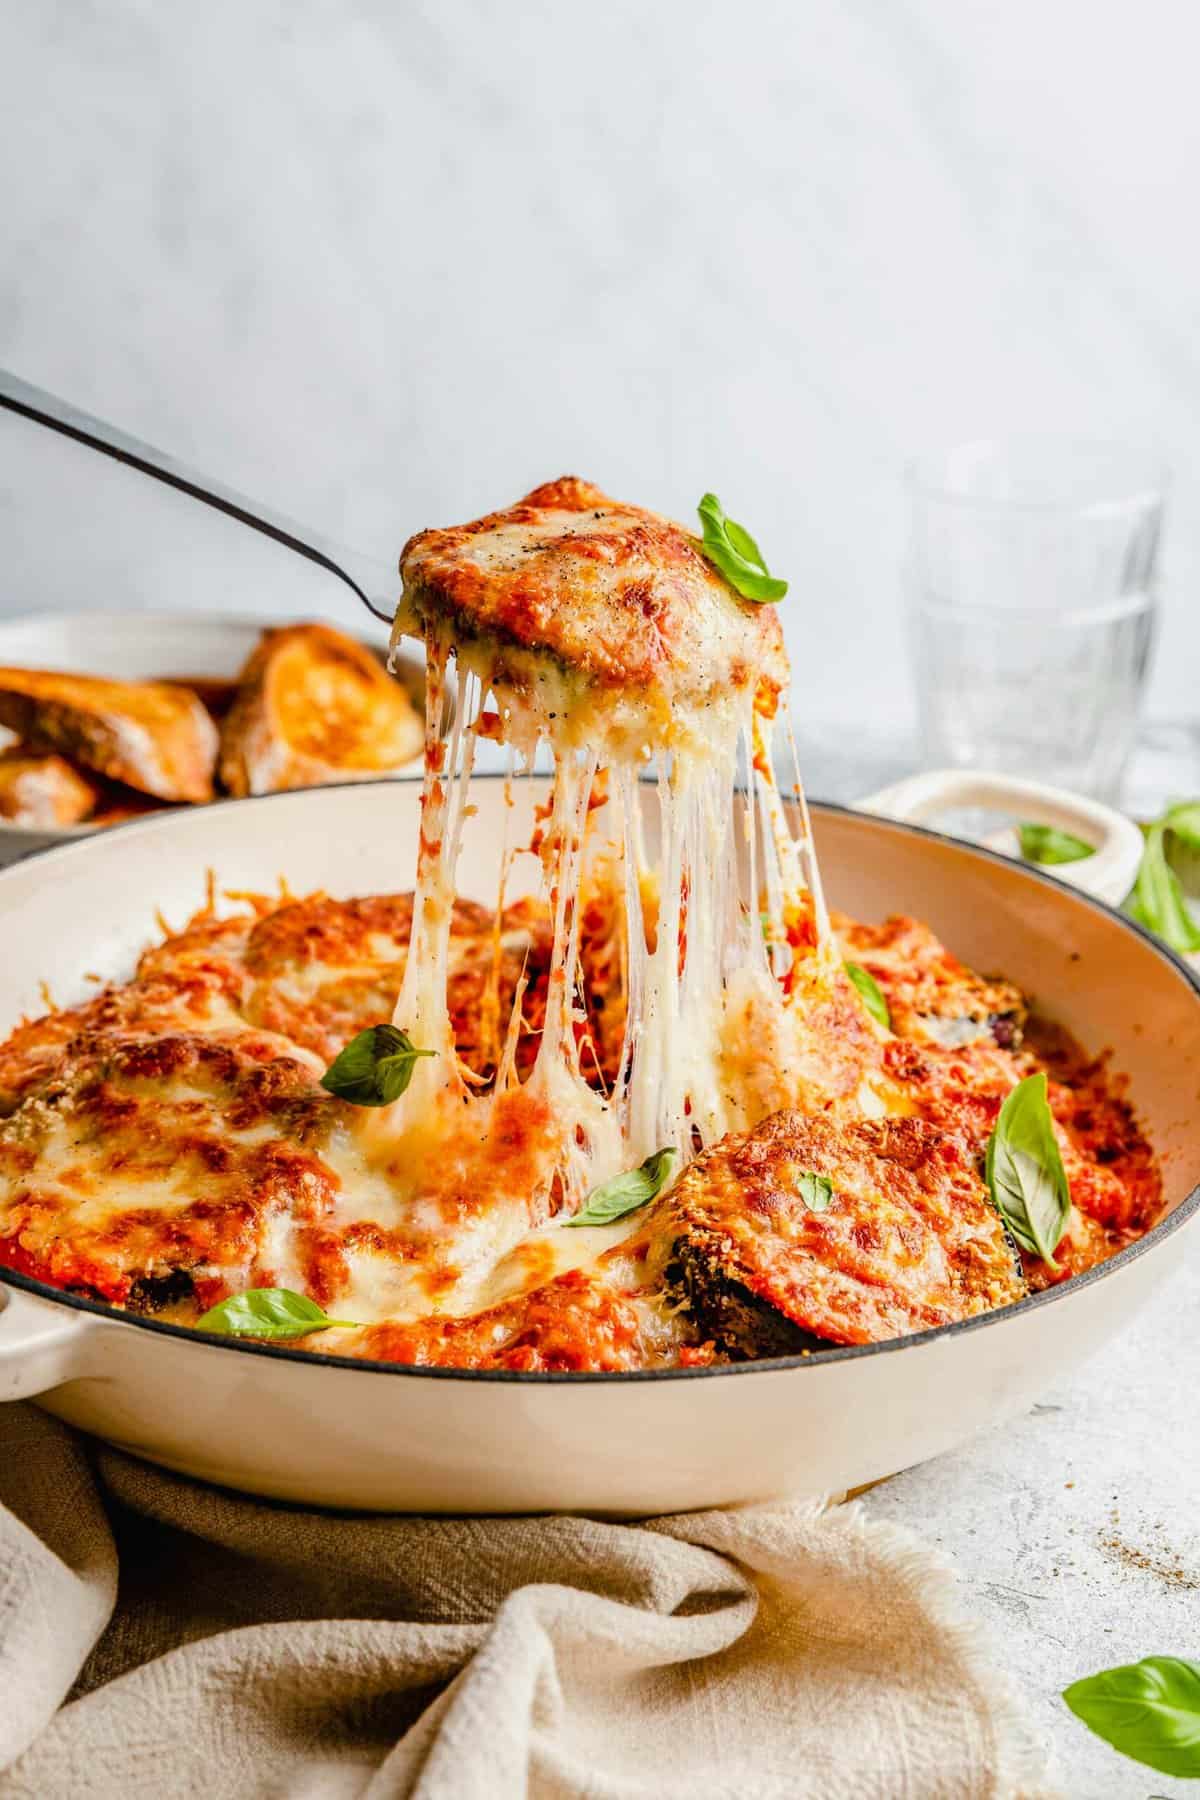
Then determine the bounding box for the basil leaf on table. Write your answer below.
[321,1024,435,1106]
[984,1072,1070,1265]
[1125,822,1200,954]
[1063,1655,1200,1778]
[1017,823,1095,866]
[694,493,788,603]
[844,960,891,1029]
[567,1148,677,1227]
[797,1172,835,1212]
[195,1288,359,1340]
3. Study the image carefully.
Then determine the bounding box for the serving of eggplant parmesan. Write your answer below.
[0,479,1164,1370]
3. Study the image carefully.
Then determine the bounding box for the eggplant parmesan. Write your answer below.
[395,475,788,760]
[0,475,1165,1368]
[0,877,1160,1354]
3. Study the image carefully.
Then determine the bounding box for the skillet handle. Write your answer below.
[0,1283,92,1400]
[859,769,1145,909]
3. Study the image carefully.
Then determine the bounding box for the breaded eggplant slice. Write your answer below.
[642,1111,1026,1353]
[835,912,1027,1050]
[218,623,423,796]
[394,476,789,758]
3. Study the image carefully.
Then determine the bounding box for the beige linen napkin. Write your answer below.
[0,1402,1052,1799]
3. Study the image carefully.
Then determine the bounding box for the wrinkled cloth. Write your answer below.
[0,1403,1052,1799]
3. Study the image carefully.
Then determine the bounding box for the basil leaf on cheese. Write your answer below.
[797,1172,835,1212]
[195,1288,359,1340]
[567,1148,677,1227]
[1017,823,1095,866]
[321,1024,435,1106]
[984,1072,1070,1265]
[844,960,890,1029]
[1063,1656,1200,1778]
[1125,822,1200,954]
[695,493,788,603]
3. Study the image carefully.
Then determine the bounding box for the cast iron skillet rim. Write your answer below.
[2,785,1197,1384]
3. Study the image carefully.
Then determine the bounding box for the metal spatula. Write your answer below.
[0,368,395,625]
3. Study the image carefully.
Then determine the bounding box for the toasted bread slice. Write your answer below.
[87,784,171,829]
[0,669,217,803]
[218,624,424,798]
[162,675,239,721]
[0,751,100,828]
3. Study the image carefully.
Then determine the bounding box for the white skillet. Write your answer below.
[0,772,1192,1515]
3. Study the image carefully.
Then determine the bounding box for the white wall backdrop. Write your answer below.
[2,0,1199,733]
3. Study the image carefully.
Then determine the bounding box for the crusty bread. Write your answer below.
[87,785,171,829]
[0,751,99,828]
[218,623,424,798]
[0,669,217,803]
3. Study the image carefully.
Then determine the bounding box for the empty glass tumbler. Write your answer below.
[907,440,1166,800]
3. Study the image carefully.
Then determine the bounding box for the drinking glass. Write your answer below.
[907,439,1166,800]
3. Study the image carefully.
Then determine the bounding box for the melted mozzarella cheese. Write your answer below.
[360,585,887,1330]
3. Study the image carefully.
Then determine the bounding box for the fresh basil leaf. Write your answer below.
[1125,822,1200,954]
[695,492,788,604]
[1164,798,1200,851]
[1063,1656,1200,1778]
[321,1023,435,1106]
[195,1288,359,1340]
[844,960,890,1029]
[797,1172,835,1211]
[1017,823,1095,866]
[566,1147,677,1227]
[984,1072,1070,1264]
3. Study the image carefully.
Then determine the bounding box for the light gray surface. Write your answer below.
[867,1246,1200,1798]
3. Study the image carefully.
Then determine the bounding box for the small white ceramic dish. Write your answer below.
[0,610,425,863]
[0,776,1194,1515]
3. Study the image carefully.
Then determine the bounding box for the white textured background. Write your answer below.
[3,0,1200,733]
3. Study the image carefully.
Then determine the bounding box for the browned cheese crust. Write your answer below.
[0,1027,341,1310]
[348,1267,685,1373]
[396,477,789,750]
[240,889,555,1077]
[0,888,575,1120]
